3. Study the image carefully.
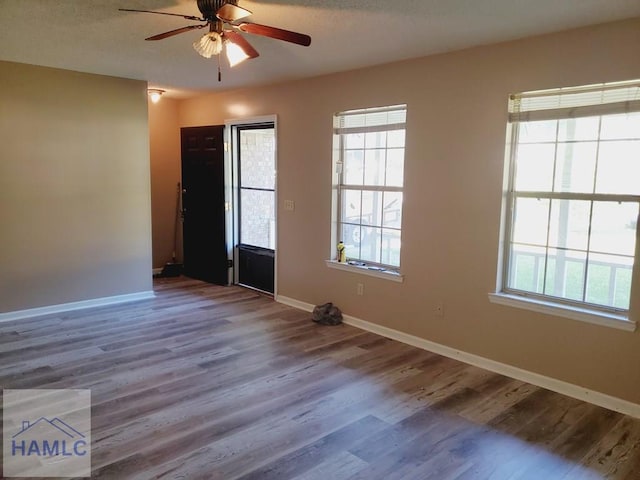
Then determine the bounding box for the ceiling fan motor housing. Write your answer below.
[197,0,238,20]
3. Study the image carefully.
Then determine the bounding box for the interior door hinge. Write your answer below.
[227,259,233,268]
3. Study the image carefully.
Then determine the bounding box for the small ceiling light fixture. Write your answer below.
[148,89,165,103]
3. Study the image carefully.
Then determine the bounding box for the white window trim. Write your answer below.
[330,104,407,271]
[494,81,640,328]
[488,292,635,332]
[325,259,404,282]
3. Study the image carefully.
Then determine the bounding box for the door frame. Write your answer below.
[224,115,278,295]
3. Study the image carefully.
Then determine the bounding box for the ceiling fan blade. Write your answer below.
[146,24,206,41]
[238,23,311,47]
[223,31,259,59]
[216,3,252,22]
[119,8,204,22]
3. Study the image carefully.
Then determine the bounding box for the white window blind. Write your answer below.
[334,105,407,135]
[509,80,640,122]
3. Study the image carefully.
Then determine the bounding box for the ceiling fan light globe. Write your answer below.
[225,41,250,67]
[193,32,223,58]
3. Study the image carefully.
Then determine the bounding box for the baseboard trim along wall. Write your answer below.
[0,291,156,323]
[276,295,640,419]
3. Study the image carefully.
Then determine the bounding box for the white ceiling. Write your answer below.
[1,1,639,98]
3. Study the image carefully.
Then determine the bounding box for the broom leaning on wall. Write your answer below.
[156,182,183,278]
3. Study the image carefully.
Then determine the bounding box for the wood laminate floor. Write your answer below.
[1,277,639,479]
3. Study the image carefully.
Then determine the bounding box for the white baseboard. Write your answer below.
[276,295,640,419]
[0,291,156,323]
[275,296,315,313]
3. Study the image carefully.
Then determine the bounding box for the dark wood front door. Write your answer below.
[181,125,227,285]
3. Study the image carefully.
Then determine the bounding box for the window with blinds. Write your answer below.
[501,80,640,314]
[332,105,407,268]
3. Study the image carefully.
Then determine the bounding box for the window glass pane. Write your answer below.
[364,149,385,186]
[365,131,386,148]
[590,202,638,256]
[341,223,361,258]
[361,190,383,227]
[240,189,275,249]
[518,120,557,143]
[585,253,631,308]
[387,129,405,148]
[595,140,640,195]
[508,244,546,293]
[564,253,587,301]
[514,144,555,191]
[512,198,550,247]
[543,249,586,301]
[386,149,404,187]
[344,150,364,185]
[239,128,275,189]
[360,226,382,264]
[614,261,634,309]
[553,142,597,193]
[381,229,401,267]
[341,189,361,226]
[383,192,403,229]
[600,112,640,140]
[345,133,364,149]
[557,117,600,141]
[547,200,590,251]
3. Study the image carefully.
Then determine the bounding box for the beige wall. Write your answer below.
[171,18,640,403]
[0,62,152,312]
[149,98,182,269]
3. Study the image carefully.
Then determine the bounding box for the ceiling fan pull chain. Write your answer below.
[217,54,222,82]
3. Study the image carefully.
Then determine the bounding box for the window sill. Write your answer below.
[488,293,635,332]
[325,260,404,283]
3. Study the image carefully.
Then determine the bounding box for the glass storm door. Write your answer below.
[236,123,276,293]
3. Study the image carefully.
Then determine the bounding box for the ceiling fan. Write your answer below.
[120,0,311,81]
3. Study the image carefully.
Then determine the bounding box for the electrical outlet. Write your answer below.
[357,283,364,296]
[284,199,295,211]
[435,302,444,317]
